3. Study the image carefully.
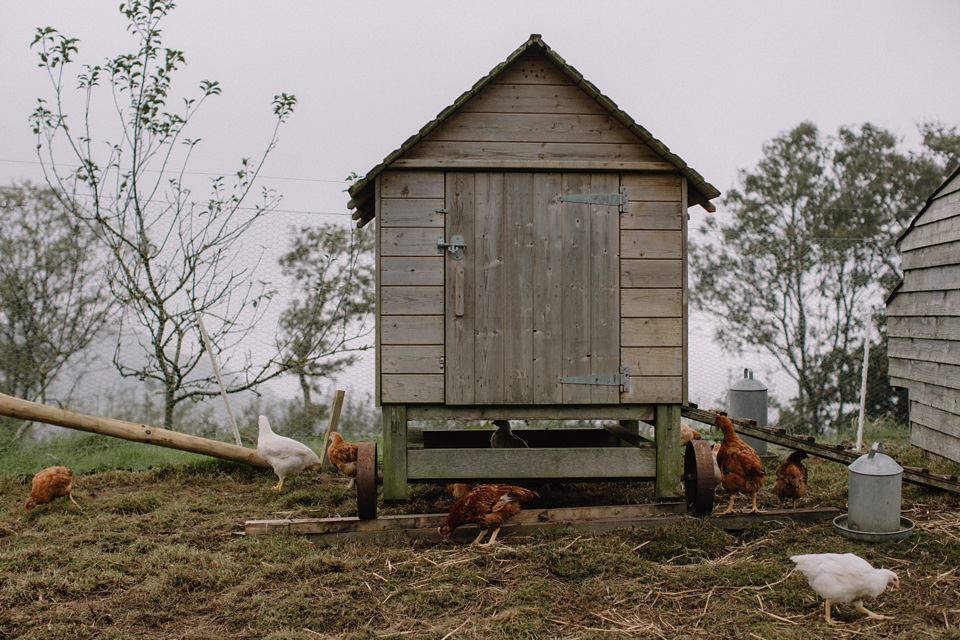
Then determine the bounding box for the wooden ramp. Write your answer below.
[244,503,839,545]
[682,404,960,495]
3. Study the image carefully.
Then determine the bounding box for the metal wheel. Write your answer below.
[684,439,716,517]
[356,441,378,520]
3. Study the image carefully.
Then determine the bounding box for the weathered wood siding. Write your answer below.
[888,171,960,463]
[395,52,672,172]
[620,174,684,403]
[378,170,445,404]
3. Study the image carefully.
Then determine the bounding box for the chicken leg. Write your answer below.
[470,528,489,545]
[721,494,737,515]
[853,604,893,621]
[478,527,501,547]
[68,493,82,510]
[273,479,285,491]
[748,492,761,514]
[345,478,355,490]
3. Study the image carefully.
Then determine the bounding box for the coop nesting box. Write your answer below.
[347,35,720,500]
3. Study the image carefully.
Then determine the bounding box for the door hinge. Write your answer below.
[558,186,628,212]
[437,234,467,260]
[558,366,630,392]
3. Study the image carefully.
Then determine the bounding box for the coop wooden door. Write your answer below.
[444,172,620,405]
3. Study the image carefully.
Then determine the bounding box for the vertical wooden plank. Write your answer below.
[655,403,682,500]
[591,173,620,403]
[681,177,689,405]
[375,177,382,406]
[533,173,564,404]
[503,172,535,402]
[475,173,505,403]
[445,173,475,404]
[561,174,592,403]
[381,404,408,501]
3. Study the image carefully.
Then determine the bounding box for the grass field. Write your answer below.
[2,424,960,639]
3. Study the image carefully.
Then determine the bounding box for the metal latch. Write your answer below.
[558,366,630,392]
[558,186,628,212]
[437,235,467,260]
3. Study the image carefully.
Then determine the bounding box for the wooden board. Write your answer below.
[620,377,683,404]
[380,170,445,199]
[621,260,682,288]
[490,53,573,85]
[406,405,656,421]
[502,172,535,402]
[533,173,564,404]
[911,423,960,465]
[889,357,960,391]
[909,401,960,438]
[622,318,683,347]
[621,230,682,260]
[458,83,610,114]
[423,112,639,145]
[900,264,960,293]
[406,447,657,480]
[378,198,445,227]
[620,201,683,230]
[380,316,443,345]
[380,228,440,256]
[887,289,960,317]
[561,173,592,404]
[888,337,960,366]
[474,172,506,403]
[381,374,444,403]
[902,239,960,270]
[621,347,683,376]
[379,256,443,286]
[900,214,960,252]
[621,289,682,318]
[445,172,476,404]
[590,172,621,404]
[244,506,841,544]
[396,141,671,170]
[381,345,444,374]
[888,315,960,341]
[380,286,444,316]
[621,174,682,201]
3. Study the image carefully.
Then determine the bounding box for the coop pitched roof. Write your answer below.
[347,34,720,227]
[895,163,960,245]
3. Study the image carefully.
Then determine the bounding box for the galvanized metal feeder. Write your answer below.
[833,442,915,541]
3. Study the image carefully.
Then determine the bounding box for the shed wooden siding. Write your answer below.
[620,174,684,404]
[888,171,960,463]
[378,170,445,404]
[395,52,672,172]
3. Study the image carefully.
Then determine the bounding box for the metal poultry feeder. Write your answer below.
[728,369,771,457]
[833,442,915,541]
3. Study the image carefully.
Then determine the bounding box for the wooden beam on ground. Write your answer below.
[682,404,960,495]
[319,390,346,472]
[0,392,270,468]
[244,504,839,544]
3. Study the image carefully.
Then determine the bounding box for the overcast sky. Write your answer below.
[3,1,960,412]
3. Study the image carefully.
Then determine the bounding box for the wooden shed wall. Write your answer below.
[375,49,689,407]
[394,51,673,172]
[888,172,960,463]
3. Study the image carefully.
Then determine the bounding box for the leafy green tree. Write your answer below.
[691,121,960,434]
[0,182,113,436]
[278,223,375,408]
[30,1,296,428]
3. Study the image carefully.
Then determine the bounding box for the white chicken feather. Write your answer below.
[790,552,898,624]
[256,415,321,491]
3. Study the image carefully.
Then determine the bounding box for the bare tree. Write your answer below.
[30,1,297,428]
[0,182,113,437]
[278,223,375,407]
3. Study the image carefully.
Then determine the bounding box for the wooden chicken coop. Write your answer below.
[347,34,719,502]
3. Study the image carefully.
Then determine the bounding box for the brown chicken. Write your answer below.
[714,413,766,514]
[774,450,809,509]
[445,483,476,500]
[438,484,539,546]
[327,432,359,489]
[24,466,81,511]
[680,422,702,446]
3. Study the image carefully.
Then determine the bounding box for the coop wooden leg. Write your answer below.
[655,404,683,500]
[382,404,408,501]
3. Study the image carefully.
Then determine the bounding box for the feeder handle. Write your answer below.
[869,442,883,459]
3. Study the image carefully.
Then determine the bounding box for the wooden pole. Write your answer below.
[856,321,873,452]
[0,392,270,468]
[195,312,243,447]
[319,389,346,472]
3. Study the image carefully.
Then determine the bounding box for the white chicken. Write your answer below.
[256,415,321,491]
[790,553,899,624]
